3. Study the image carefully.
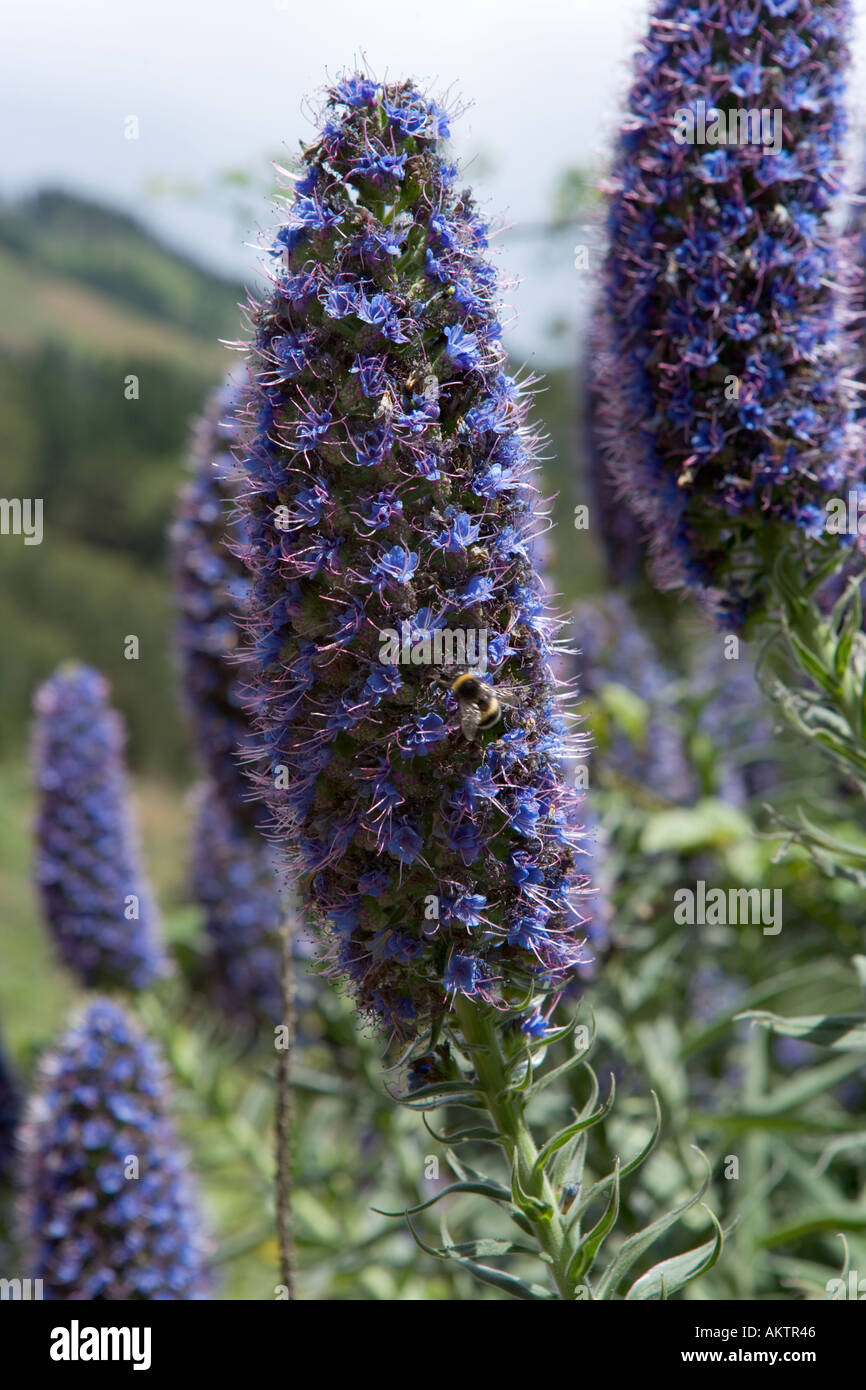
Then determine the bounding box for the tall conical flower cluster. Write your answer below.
[575,596,694,802]
[233,75,589,1039]
[0,1028,19,1185]
[171,377,266,833]
[21,1000,208,1299]
[597,0,862,625]
[32,664,165,990]
[191,781,284,1028]
[172,381,286,1027]
[580,333,646,590]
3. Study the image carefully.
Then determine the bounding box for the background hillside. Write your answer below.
[0,191,246,772]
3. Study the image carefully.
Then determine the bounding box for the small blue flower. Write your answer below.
[444,953,481,997]
[325,277,360,319]
[356,292,407,342]
[335,75,379,107]
[443,323,481,369]
[400,713,449,756]
[350,354,387,397]
[388,822,424,864]
[774,33,810,67]
[370,546,419,588]
[696,150,729,184]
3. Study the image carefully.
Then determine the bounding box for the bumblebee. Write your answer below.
[449,673,516,742]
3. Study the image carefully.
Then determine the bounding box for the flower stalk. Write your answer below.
[452,996,578,1299]
[275,914,296,1299]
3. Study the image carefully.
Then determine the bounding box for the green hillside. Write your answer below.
[0,189,242,347]
[0,191,241,772]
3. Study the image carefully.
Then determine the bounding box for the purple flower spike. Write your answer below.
[575,596,695,804]
[596,0,863,625]
[191,781,285,1030]
[32,664,166,991]
[171,378,299,1029]
[233,74,590,1040]
[0,1025,20,1184]
[171,376,269,835]
[20,1000,208,1299]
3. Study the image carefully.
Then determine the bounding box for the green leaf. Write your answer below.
[522,1017,594,1103]
[744,1052,866,1115]
[791,812,866,867]
[533,1077,616,1177]
[554,1131,588,1196]
[439,1237,538,1260]
[625,1208,723,1301]
[422,1114,503,1146]
[833,584,861,679]
[617,1092,663,1180]
[525,1047,589,1100]
[371,1177,512,1219]
[568,1161,620,1283]
[595,1147,711,1299]
[446,1257,557,1300]
[640,798,752,854]
[511,1158,554,1220]
[444,1150,501,1188]
[384,1077,480,1104]
[565,1099,664,1236]
[786,629,838,699]
[682,963,855,1059]
[760,1210,866,1247]
[396,1090,485,1112]
[599,680,649,744]
[739,1010,866,1052]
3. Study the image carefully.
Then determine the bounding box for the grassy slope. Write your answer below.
[0,189,244,345]
[0,244,229,371]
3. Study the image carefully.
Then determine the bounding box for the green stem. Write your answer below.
[275,914,297,1299]
[453,996,578,1299]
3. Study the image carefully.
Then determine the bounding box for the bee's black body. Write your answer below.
[449,672,504,736]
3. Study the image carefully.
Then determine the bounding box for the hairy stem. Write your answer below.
[275,914,296,1298]
[453,996,578,1299]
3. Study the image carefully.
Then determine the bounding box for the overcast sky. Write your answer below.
[4,0,866,361]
